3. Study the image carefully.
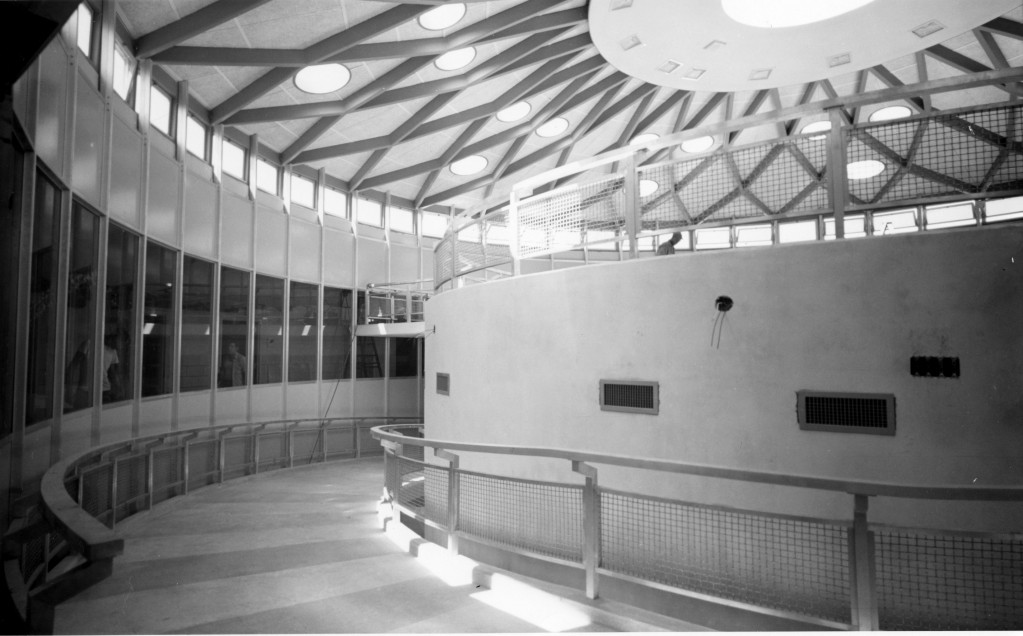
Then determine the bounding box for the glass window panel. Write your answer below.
[76,4,94,58]
[322,287,352,380]
[985,196,1023,223]
[112,43,135,103]
[587,230,619,251]
[288,282,318,382]
[26,173,61,424]
[735,224,773,247]
[486,223,509,245]
[222,140,246,180]
[356,196,383,227]
[873,208,918,235]
[389,338,419,378]
[141,242,176,398]
[185,115,206,159]
[150,85,172,136]
[254,275,284,384]
[695,227,731,250]
[324,187,346,217]
[256,159,278,194]
[823,214,866,240]
[291,174,315,209]
[218,267,249,388]
[103,225,137,404]
[421,210,449,238]
[926,202,976,230]
[390,206,414,233]
[457,224,481,243]
[64,203,99,413]
[355,337,384,378]
[180,256,214,392]
[778,219,818,243]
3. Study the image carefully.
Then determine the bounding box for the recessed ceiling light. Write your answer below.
[450,154,488,176]
[435,47,476,71]
[704,40,727,51]
[294,63,351,94]
[630,133,659,146]
[610,0,634,9]
[683,68,706,80]
[912,19,944,38]
[800,120,832,139]
[680,136,714,153]
[418,3,466,31]
[847,159,885,179]
[658,60,681,74]
[749,68,772,81]
[639,179,659,197]
[497,101,531,123]
[827,53,851,68]
[722,0,877,28]
[869,105,912,122]
[619,34,643,51]
[535,117,569,138]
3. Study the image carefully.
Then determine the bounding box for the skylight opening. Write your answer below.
[435,47,476,71]
[535,117,569,138]
[630,133,659,146]
[680,136,714,153]
[847,159,885,179]
[418,3,466,31]
[868,105,912,122]
[497,101,531,123]
[800,120,832,139]
[450,155,488,176]
[294,63,350,94]
[639,179,659,197]
[721,0,877,28]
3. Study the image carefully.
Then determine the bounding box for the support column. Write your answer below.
[849,494,879,630]
[435,449,460,555]
[572,460,601,599]
[826,107,849,239]
[622,154,639,259]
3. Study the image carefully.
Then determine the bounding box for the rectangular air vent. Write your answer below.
[600,380,659,415]
[436,373,449,396]
[797,391,895,435]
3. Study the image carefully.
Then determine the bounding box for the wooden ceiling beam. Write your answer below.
[135,0,273,59]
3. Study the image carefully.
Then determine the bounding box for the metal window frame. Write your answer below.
[796,390,896,435]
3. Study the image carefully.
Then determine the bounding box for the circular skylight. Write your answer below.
[630,132,660,146]
[721,0,877,28]
[450,155,488,176]
[497,101,531,123]
[639,179,659,197]
[294,63,351,94]
[800,120,832,140]
[868,105,912,122]
[435,47,476,71]
[680,135,714,153]
[535,117,569,138]
[847,159,885,179]
[418,3,466,31]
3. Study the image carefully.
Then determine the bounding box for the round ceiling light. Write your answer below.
[800,120,832,139]
[639,179,659,197]
[630,132,660,146]
[680,135,714,153]
[535,117,569,138]
[847,159,885,179]
[497,101,531,122]
[418,3,466,31]
[294,63,351,94]
[721,0,877,28]
[450,154,488,176]
[435,47,476,71]
[868,105,912,122]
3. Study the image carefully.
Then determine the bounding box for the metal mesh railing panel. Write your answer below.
[359,426,383,455]
[80,465,113,520]
[291,429,322,466]
[601,491,850,623]
[434,235,454,285]
[458,471,584,562]
[875,529,1023,630]
[22,533,46,586]
[222,436,253,480]
[847,105,1023,208]
[516,175,625,258]
[257,432,287,470]
[424,464,449,525]
[325,426,354,459]
[151,447,182,504]
[187,440,218,489]
[114,455,147,522]
[396,456,427,511]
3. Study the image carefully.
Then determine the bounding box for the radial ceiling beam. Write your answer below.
[978,17,1023,40]
[870,65,925,111]
[135,0,274,59]
[849,70,870,123]
[729,89,771,144]
[210,4,429,124]
[924,44,1022,96]
[642,93,693,165]
[784,82,818,135]
[414,119,491,207]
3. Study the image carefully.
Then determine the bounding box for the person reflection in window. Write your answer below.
[102,334,121,403]
[220,341,247,387]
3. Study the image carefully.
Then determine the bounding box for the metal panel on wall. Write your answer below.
[109,115,142,229]
[221,192,253,268]
[184,171,218,259]
[255,204,287,275]
[390,243,419,285]
[356,238,387,288]
[35,40,69,178]
[289,217,321,283]
[323,227,355,287]
[146,149,181,246]
[72,79,105,208]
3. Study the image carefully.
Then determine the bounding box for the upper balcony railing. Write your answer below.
[433,75,1023,293]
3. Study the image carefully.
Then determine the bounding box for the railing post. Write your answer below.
[572,461,601,599]
[182,442,190,495]
[109,459,118,529]
[509,189,521,276]
[435,449,460,555]
[849,494,879,630]
[826,107,849,239]
[146,450,154,511]
[622,154,640,259]
[287,425,294,469]
[218,432,226,483]
[354,419,362,458]
[252,429,260,474]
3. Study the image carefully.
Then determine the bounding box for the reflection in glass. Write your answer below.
[103,225,137,404]
[64,203,99,412]
[254,275,284,384]
[142,242,176,397]
[355,338,385,378]
[181,257,214,391]
[218,266,249,388]
[288,282,318,382]
[322,287,352,380]
[389,338,419,378]
[26,173,61,424]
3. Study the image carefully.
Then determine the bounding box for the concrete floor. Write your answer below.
[55,458,690,634]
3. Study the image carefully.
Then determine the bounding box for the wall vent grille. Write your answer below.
[600,380,659,415]
[797,390,895,435]
[436,373,450,395]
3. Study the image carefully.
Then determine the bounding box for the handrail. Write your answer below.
[371,424,1023,502]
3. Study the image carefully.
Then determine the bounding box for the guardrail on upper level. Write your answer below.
[433,98,1023,292]
[8,416,420,633]
[372,424,1023,631]
[364,281,432,324]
